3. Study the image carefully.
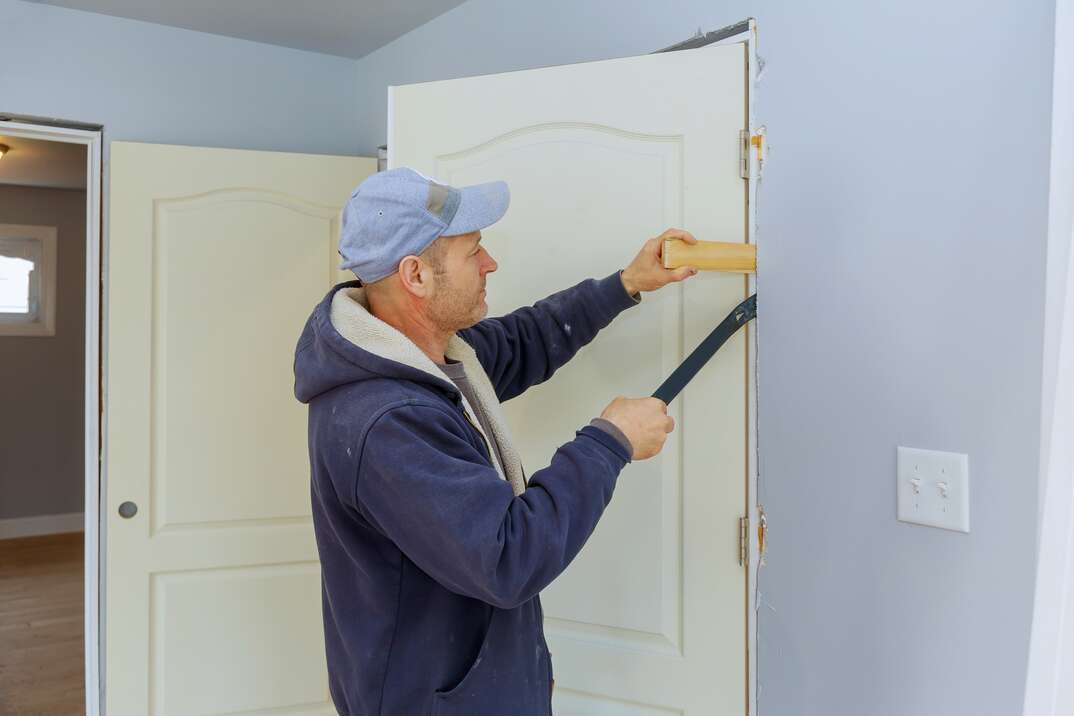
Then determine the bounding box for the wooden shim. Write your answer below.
[663,238,756,273]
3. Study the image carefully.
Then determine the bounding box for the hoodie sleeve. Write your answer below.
[459,271,640,402]
[352,401,631,609]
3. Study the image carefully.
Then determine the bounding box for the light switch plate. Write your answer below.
[897,446,970,533]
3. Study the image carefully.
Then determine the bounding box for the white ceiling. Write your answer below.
[0,136,87,190]
[25,0,468,59]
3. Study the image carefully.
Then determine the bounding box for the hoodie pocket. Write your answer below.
[431,617,494,715]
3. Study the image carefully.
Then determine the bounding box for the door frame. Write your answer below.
[0,117,103,716]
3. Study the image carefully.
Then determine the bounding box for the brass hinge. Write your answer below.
[739,515,749,566]
[740,130,766,179]
[757,506,768,565]
[739,130,750,179]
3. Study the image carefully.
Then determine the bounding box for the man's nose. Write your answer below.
[482,250,498,274]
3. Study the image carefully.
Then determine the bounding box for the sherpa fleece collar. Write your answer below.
[329,287,526,496]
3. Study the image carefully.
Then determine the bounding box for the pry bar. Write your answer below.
[652,294,757,404]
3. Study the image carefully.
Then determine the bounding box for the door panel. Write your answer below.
[390,44,749,715]
[107,142,375,715]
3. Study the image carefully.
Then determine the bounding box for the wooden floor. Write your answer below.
[0,533,85,716]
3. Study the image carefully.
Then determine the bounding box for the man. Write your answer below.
[294,168,698,715]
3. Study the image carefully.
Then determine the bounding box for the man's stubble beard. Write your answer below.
[427,271,487,333]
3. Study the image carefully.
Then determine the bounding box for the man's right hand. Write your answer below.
[599,397,675,460]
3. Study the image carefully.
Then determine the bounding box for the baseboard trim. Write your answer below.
[0,512,85,540]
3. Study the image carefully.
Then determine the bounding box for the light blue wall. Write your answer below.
[2,0,360,156]
[351,1,1056,714]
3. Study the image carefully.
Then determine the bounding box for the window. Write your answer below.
[0,225,57,336]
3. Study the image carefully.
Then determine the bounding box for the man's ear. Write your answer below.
[397,255,434,298]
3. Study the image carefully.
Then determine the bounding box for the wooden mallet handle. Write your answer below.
[663,238,756,274]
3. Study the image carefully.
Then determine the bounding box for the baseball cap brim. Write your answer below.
[441,180,510,237]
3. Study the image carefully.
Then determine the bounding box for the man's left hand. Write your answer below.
[621,228,699,296]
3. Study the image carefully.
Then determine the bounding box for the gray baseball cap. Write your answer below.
[339,167,510,284]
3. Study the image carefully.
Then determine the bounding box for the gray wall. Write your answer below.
[1,0,361,156]
[351,1,1056,714]
[0,185,87,519]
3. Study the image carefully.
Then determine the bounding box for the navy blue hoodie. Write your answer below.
[294,272,639,715]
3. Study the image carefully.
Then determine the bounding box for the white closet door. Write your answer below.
[106,142,375,715]
[390,43,750,715]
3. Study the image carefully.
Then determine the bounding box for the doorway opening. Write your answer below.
[0,117,102,716]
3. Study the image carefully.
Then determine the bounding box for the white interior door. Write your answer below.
[390,44,750,715]
[106,142,375,715]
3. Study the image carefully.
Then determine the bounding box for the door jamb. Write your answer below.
[0,117,104,716]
